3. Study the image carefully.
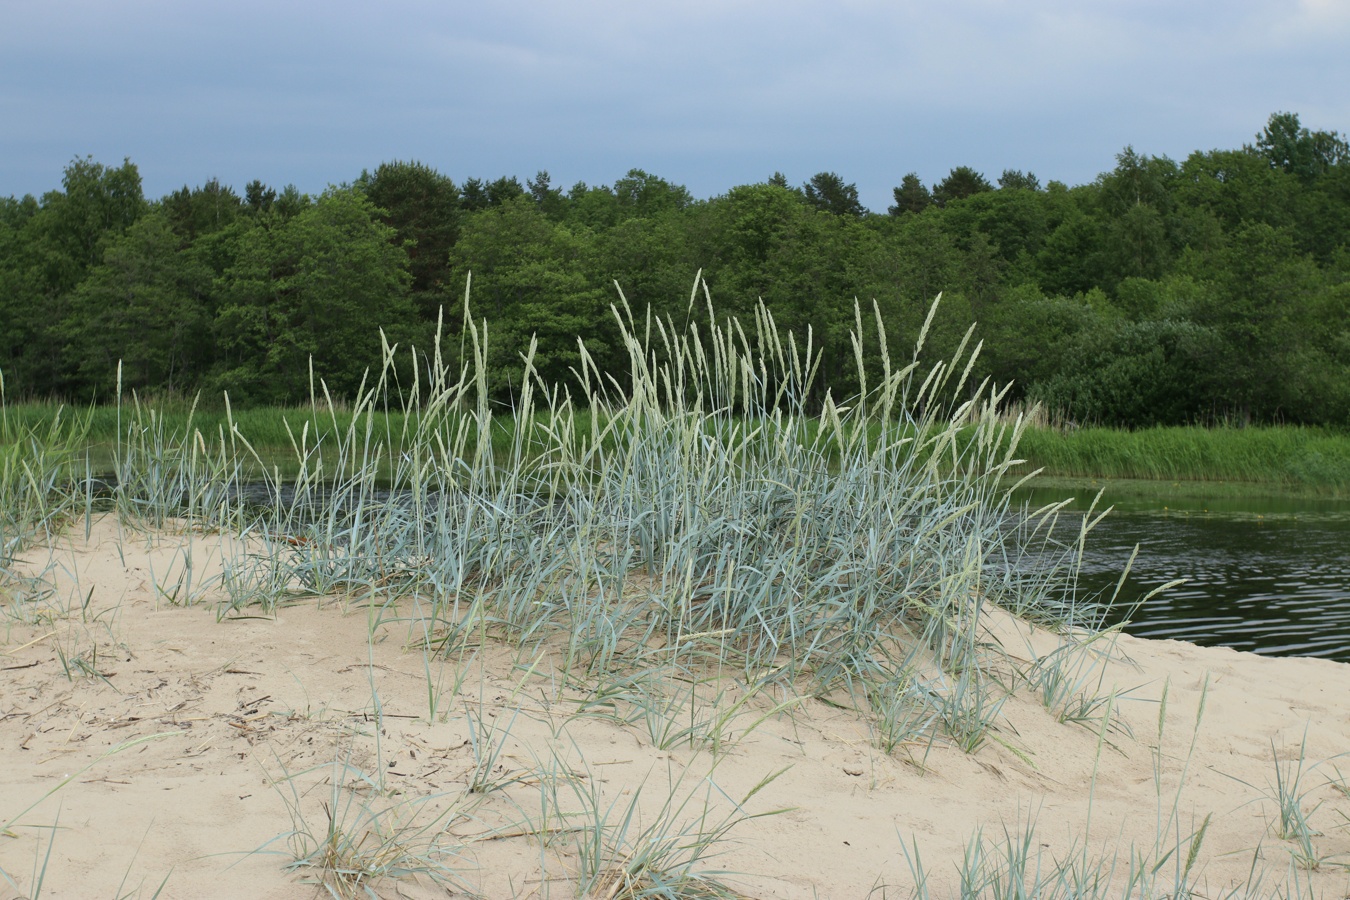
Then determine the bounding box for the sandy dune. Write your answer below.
[3,516,1349,898]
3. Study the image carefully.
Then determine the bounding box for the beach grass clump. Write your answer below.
[0,373,92,561]
[562,758,787,900]
[262,750,477,898]
[89,281,1120,762]
[1,373,97,629]
[10,280,1174,895]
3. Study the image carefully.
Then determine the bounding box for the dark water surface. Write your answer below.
[1017,487,1350,662]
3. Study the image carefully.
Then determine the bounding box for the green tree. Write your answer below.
[1296,159,1350,261]
[244,180,277,216]
[698,182,863,397]
[62,210,213,395]
[593,211,698,324]
[1254,111,1349,183]
[998,169,1041,191]
[932,166,993,207]
[0,195,40,387]
[802,172,866,217]
[365,160,463,319]
[449,197,610,395]
[162,178,242,241]
[0,157,147,394]
[848,212,973,374]
[1094,148,1179,288]
[527,170,569,220]
[212,188,412,403]
[462,176,525,211]
[937,187,1049,271]
[273,184,311,220]
[1103,202,1170,284]
[1196,222,1322,419]
[43,156,148,271]
[980,287,1097,400]
[888,173,932,215]
[1175,148,1298,233]
[1035,208,1103,297]
[565,181,620,230]
[1032,318,1222,426]
[1096,147,1176,215]
[1277,281,1350,425]
[612,169,694,219]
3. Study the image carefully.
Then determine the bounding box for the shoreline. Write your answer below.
[1016,474,1350,506]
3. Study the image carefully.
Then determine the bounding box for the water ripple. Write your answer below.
[1019,499,1350,662]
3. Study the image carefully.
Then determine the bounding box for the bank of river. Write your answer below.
[1020,480,1350,662]
[1013,424,1350,496]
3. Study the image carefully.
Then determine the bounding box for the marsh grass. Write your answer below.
[1014,424,1350,492]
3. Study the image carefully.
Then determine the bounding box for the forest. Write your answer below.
[0,111,1347,428]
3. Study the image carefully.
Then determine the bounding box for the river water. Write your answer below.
[1017,487,1350,663]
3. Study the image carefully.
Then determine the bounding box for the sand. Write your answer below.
[2,515,1348,899]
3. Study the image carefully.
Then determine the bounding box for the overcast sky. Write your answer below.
[3,0,1348,212]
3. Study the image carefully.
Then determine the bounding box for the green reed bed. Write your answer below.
[1014,424,1350,492]
[0,397,411,449]
[10,379,1350,496]
[0,400,470,481]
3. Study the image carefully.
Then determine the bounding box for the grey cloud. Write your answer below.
[1,1,1345,211]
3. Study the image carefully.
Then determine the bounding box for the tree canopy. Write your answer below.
[2,111,1348,428]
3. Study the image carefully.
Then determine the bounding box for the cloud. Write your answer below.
[1,1,1346,210]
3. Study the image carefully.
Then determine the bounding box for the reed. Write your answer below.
[1015,424,1350,491]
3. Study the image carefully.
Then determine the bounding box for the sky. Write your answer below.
[3,0,1349,213]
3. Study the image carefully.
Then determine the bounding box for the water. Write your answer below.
[1017,487,1350,662]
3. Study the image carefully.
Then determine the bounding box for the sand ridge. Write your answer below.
[3,515,1349,898]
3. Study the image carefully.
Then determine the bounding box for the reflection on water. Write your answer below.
[1016,487,1350,662]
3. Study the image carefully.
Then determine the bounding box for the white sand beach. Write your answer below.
[3,515,1349,899]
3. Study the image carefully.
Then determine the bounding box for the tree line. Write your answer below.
[1,111,1347,427]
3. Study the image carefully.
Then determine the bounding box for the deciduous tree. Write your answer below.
[212,188,412,403]
[365,160,462,318]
